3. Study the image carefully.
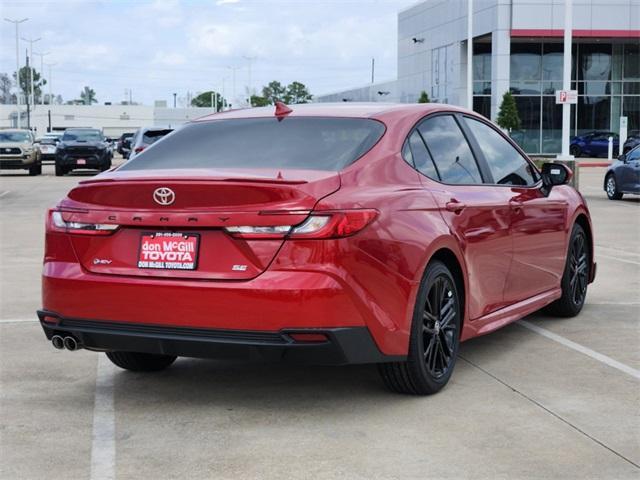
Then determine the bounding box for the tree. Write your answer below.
[191,91,225,111]
[418,91,430,103]
[13,66,46,103]
[250,94,270,107]
[496,91,521,132]
[79,86,97,105]
[0,73,14,104]
[284,81,312,104]
[261,81,287,104]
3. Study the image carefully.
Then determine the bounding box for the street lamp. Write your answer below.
[45,62,56,105]
[21,35,41,109]
[4,17,28,128]
[34,51,50,104]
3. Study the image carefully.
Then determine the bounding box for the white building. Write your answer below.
[0,105,219,138]
[318,0,640,154]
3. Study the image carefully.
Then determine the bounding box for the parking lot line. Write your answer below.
[0,318,38,324]
[520,320,640,380]
[90,354,116,480]
[597,253,640,266]
[0,190,10,198]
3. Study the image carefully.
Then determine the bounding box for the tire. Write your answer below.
[545,223,590,317]
[28,162,41,176]
[570,145,581,157]
[106,351,177,372]
[605,174,623,200]
[55,164,66,177]
[378,260,461,395]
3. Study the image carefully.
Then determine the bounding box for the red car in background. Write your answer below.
[39,103,595,395]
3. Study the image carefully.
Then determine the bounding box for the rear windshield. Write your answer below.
[120,118,385,172]
[142,129,173,145]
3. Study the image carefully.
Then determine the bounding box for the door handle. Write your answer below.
[445,200,466,214]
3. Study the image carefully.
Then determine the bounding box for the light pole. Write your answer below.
[34,51,50,104]
[4,17,28,128]
[45,62,56,105]
[21,35,41,109]
[243,55,257,106]
[466,0,473,110]
[227,66,240,109]
[558,0,574,160]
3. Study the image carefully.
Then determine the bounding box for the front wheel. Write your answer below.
[106,351,177,372]
[28,163,41,176]
[546,223,590,317]
[570,145,582,157]
[605,174,623,200]
[378,260,461,395]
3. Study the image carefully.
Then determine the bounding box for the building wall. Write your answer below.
[0,105,218,137]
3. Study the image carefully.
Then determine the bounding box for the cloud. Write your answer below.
[216,0,240,5]
[152,52,187,67]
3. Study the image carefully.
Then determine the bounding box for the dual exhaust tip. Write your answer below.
[51,335,80,351]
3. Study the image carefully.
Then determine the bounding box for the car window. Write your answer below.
[465,117,538,186]
[120,118,386,172]
[417,115,482,184]
[628,146,640,161]
[407,131,439,180]
[142,129,173,146]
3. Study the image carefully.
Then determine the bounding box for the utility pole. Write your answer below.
[4,17,28,128]
[25,50,31,128]
[222,77,227,110]
[45,62,56,105]
[21,35,41,109]
[559,0,574,159]
[173,92,177,108]
[371,57,375,84]
[243,55,256,106]
[34,51,50,104]
[466,0,473,109]
[227,66,240,109]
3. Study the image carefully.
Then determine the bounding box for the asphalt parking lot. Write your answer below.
[1,162,638,479]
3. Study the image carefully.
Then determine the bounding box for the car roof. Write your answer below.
[0,129,31,133]
[194,102,471,123]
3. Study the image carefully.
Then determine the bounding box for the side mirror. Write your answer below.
[618,153,627,162]
[541,162,572,195]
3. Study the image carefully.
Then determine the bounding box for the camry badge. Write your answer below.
[153,187,175,206]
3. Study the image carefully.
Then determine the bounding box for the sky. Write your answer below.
[0,0,417,106]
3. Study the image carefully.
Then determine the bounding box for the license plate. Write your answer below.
[77,158,87,165]
[138,232,199,270]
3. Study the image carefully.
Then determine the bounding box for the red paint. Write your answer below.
[578,162,611,167]
[42,103,595,357]
[511,29,640,38]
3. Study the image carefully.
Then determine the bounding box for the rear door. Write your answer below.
[463,115,567,303]
[410,114,514,320]
[620,146,640,192]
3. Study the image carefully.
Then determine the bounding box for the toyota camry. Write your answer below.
[39,102,595,395]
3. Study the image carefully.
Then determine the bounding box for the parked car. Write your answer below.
[37,137,59,163]
[116,132,134,158]
[622,130,640,154]
[127,127,174,160]
[55,128,112,176]
[604,144,640,200]
[0,129,41,175]
[570,131,619,157]
[39,103,595,395]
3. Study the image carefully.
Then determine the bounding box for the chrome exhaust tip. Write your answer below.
[63,336,79,351]
[51,335,64,350]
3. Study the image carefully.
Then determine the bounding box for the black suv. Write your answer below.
[55,128,112,176]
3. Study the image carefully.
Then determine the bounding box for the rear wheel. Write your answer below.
[106,351,177,372]
[570,145,581,157]
[605,174,623,200]
[55,164,66,176]
[378,260,461,395]
[546,223,590,317]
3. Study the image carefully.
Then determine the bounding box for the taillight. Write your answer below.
[224,210,378,240]
[49,210,119,235]
[134,146,145,153]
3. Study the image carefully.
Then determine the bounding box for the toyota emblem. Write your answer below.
[153,187,175,206]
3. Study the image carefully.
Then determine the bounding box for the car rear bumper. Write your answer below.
[38,310,402,365]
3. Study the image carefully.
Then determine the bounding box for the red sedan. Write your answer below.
[39,103,595,395]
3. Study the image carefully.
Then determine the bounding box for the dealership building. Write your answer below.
[317,0,640,154]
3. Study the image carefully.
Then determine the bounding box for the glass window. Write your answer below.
[62,129,103,142]
[623,43,640,80]
[401,141,414,167]
[142,129,173,145]
[120,118,385,172]
[417,115,482,184]
[513,96,541,153]
[408,131,439,180]
[542,42,563,81]
[541,97,563,154]
[627,145,640,161]
[623,96,640,131]
[473,43,492,82]
[473,96,491,119]
[511,43,542,94]
[579,43,612,81]
[465,117,538,186]
[577,96,611,134]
